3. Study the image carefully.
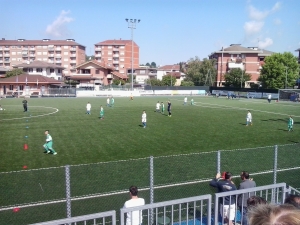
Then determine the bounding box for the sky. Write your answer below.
[1,0,300,66]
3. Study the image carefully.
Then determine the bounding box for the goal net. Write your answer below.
[278,89,300,101]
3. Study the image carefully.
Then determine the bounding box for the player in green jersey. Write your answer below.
[288,116,294,131]
[43,130,57,155]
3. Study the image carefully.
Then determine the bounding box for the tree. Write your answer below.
[259,52,300,89]
[145,62,151,67]
[180,81,194,86]
[162,75,177,86]
[112,79,125,85]
[184,57,217,86]
[150,62,157,68]
[128,74,136,84]
[145,79,163,86]
[5,68,23,78]
[85,55,95,61]
[224,68,251,87]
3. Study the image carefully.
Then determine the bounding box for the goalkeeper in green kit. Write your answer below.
[288,116,294,132]
[43,130,57,155]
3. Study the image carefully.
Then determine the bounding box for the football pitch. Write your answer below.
[0,96,300,224]
[0,96,299,172]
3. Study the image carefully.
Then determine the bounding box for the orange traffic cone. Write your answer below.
[24,143,28,150]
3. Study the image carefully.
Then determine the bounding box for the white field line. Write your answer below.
[173,99,300,118]
[0,106,59,121]
[1,166,300,211]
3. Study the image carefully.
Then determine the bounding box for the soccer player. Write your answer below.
[161,102,165,114]
[142,110,147,128]
[183,96,187,105]
[43,130,57,155]
[86,102,91,114]
[130,93,133,101]
[110,97,114,107]
[267,94,272,103]
[191,99,195,105]
[167,100,172,117]
[155,101,160,112]
[99,105,104,119]
[106,97,110,107]
[0,105,4,110]
[288,116,294,131]
[22,99,28,112]
[246,110,252,126]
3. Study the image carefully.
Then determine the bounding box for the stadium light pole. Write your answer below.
[285,66,288,89]
[126,18,140,91]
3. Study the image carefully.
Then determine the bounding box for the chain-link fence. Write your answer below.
[0,143,299,225]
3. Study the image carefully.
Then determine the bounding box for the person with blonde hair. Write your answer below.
[248,204,300,225]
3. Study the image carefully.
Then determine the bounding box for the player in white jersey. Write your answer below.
[246,110,252,126]
[142,110,147,128]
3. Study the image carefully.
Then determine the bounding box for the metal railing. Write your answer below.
[29,210,116,225]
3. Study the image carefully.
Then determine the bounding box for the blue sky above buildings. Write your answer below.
[1,0,299,66]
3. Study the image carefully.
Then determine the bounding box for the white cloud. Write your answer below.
[274,18,282,25]
[258,38,273,49]
[244,21,264,35]
[248,2,281,20]
[45,10,74,38]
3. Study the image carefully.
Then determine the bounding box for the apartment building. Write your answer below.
[209,44,274,87]
[296,48,300,64]
[94,39,139,75]
[0,38,86,75]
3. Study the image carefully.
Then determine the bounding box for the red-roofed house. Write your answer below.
[94,39,139,76]
[66,60,128,89]
[157,64,186,85]
[0,74,62,96]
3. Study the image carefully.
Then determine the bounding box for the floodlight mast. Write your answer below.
[125,18,140,91]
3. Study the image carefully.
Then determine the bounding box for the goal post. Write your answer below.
[278,89,300,101]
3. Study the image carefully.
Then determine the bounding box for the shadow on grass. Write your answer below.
[288,140,299,143]
[277,128,287,131]
[261,118,286,122]
[138,125,144,127]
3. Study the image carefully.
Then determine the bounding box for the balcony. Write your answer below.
[71,54,76,57]
[0,54,2,57]
[55,47,61,50]
[0,47,2,50]
[70,60,77,63]
[56,54,61,57]
[0,60,3,63]
[4,60,10,63]
[48,60,54,63]
[56,60,62,63]
[48,54,54,57]
[113,61,119,64]
[107,74,113,79]
[48,47,54,50]
[113,54,119,57]
[30,47,35,50]
[227,58,245,63]
[113,48,119,51]
[70,47,76,51]
[5,54,10,56]
[23,48,28,51]
[4,47,10,50]
[95,48,101,51]
[95,54,101,57]
[29,54,35,57]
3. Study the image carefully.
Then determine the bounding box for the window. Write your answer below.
[64,52,68,55]
[64,64,69,68]
[43,52,47,55]
[108,46,112,49]
[120,46,125,49]
[37,68,43,72]
[19,85,24,91]
[9,85,14,90]
[12,52,16,55]
[37,52,42,55]
[108,51,112,55]
[11,58,16,61]
[64,46,68,49]
[43,46,47,49]
[96,69,99,74]
[17,52,21,55]
[50,69,54,73]
[28,68,33,72]
[140,70,145,74]
[57,69,61,73]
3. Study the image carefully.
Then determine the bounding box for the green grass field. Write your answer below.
[0,96,300,224]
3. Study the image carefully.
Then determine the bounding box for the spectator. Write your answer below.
[284,194,300,209]
[248,204,300,225]
[209,172,237,225]
[123,186,145,225]
[242,196,267,225]
[238,171,256,224]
